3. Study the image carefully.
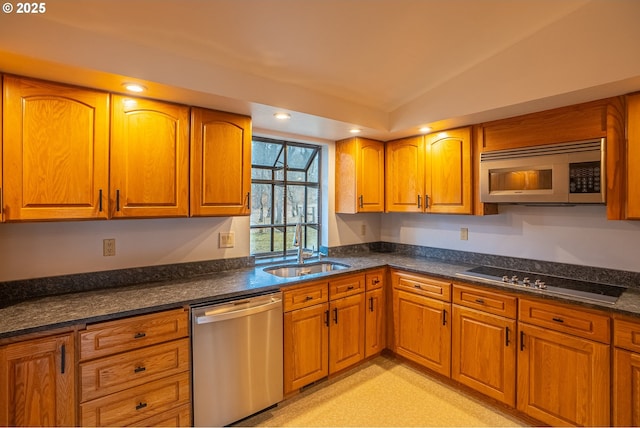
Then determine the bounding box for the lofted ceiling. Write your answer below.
[1,0,640,141]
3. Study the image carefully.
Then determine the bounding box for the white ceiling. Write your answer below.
[1,0,640,141]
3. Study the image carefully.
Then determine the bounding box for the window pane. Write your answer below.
[251,167,272,180]
[306,186,319,223]
[286,185,307,224]
[250,228,273,254]
[305,225,318,251]
[251,183,272,226]
[307,152,319,183]
[252,140,283,167]
[287,170,306,182]
[274,185,285,224]
[287,145,316,170]
[285,226,297,252]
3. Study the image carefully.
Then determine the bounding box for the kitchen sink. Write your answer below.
[264,261,350,278]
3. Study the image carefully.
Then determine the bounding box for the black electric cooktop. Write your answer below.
[457,265,626,304]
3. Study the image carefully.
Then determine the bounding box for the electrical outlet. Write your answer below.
[219,232,235,248]
[460,227,469,241]
[103,238,116,256]
[360,223,366,236]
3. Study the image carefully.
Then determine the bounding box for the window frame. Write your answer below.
[250,137,322,261]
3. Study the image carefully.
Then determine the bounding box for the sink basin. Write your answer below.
[264,261,350,278]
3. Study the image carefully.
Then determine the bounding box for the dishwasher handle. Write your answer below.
[194,296,282,324]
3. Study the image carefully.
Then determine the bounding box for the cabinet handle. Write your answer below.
[425,194,430,208]
[134,366,146,373]
[359,195,364,208]
[369,297,374,312]
[246,192,251,209]
[552,317,564,323]
[442,309,447,326]
[372,278,380,285]
[1,187,3,216]
[116,189,121,212]
[520,331,525,351]
[475,298,485,304]
[134,332,146,339]
[60,344,66,374]
[505,327,510,347]
[136,402,148,411]
[324,310,329,326]
[98,189,103,212]
[417,194,422,208]
[333,307,338,324]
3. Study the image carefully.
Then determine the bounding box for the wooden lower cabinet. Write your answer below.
[0,332,75,427]
[283,301,329,394]
[392,288,451,376]
[365,287,386,357]
[452,305,516,406]
[78,308,191,427]
[329,293,365,373]
[517,322,610,426]
[614,348,640,426]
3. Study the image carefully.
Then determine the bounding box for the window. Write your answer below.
[250,137,321,259]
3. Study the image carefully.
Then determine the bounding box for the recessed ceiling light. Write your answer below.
[123,83,146,93]
[420,126,432,133]
[350,128,361,134]
[274,112,291,120]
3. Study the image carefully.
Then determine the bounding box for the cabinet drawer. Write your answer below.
[614,317,640,353]
[128,403,191,427]
[453,284,517,318]
[330,274,365,300]
[79,308,189,361]
[282,281,328,312]
[519,298,610,344]
[79,338,190,402]
[80,372,190,427]
[365,269,385,291]
[391,270,451,302]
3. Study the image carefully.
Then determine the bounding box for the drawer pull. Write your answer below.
[372,279,380,285]
[134,332,146,339]
[552,317,564,323]
[414,284,422,289]
[136,402,148,411]
[134,366,146,373]
[347,286,355,290]
[305,296,313,301]
[475,298,485,304]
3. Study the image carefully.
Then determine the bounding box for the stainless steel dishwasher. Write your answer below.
[191,292,283,427]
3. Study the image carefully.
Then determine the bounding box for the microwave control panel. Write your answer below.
[569,161,601,194]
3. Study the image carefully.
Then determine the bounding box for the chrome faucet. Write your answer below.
[293,222,313,264]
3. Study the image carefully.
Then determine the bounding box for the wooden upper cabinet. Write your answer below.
[2,75,110,221]
[335,137,384,213]
[480,98,610,152]
[190,108,252,216]
[110,95,189,218]
[424,127,472,214]
[385,136,425,212]
[627,92,640,219]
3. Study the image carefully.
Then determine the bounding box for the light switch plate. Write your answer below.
[460,228,469,241]
[219,232,235,248]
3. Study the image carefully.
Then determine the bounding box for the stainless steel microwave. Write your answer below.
[480,139,605,204]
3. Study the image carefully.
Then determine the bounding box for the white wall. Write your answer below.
[0,216,249,281]
[381,205,640,273]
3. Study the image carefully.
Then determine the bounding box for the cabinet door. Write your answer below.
[110,95,189,218]
[385,136,425,212]
[0,333,75,427]
[335,137,384,213]
[614,348,640,427]
[517,323,610,427]
[190,107,251,216]
[627,93,640,219]
[365,288,386,358]
[392,288,451,376]
[329,293,365,373]
[283,303,329,394]
[452,305,516,406]
[3,76,109,221]
[424,127,472,214]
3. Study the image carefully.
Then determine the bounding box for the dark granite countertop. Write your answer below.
[2,251,640,340]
